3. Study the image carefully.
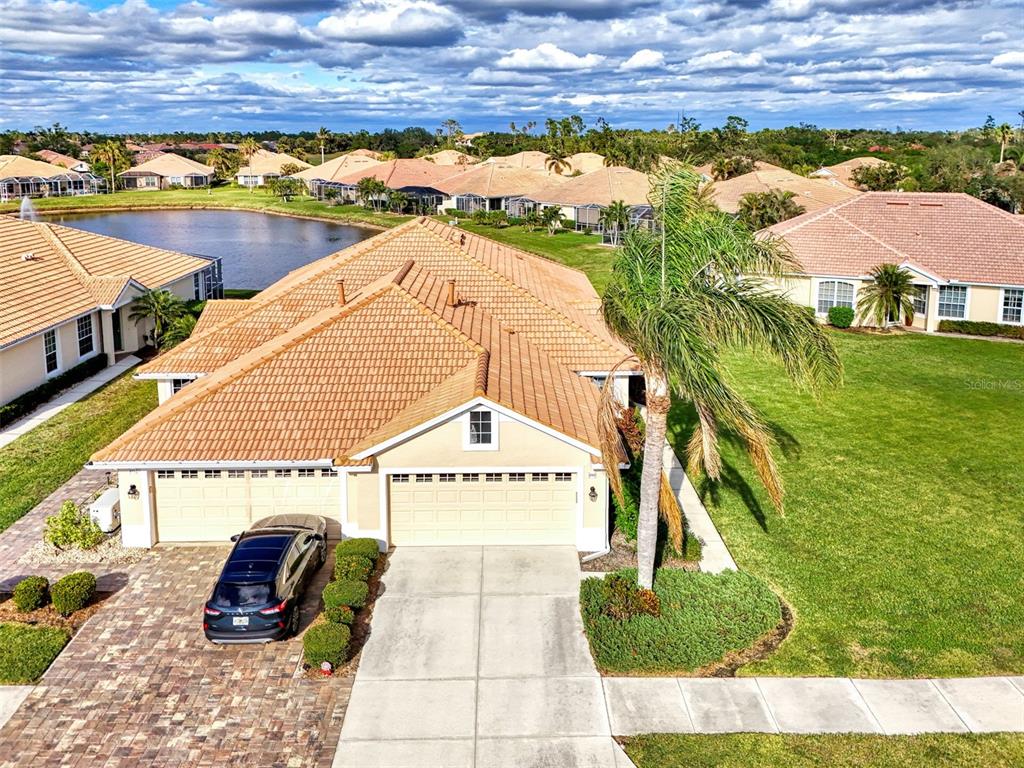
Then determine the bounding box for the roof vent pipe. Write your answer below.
[337,279,346,305]
[446,279,457,307]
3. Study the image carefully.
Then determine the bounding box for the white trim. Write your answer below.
[813,278,857,316]
[121,471,155,548]
[88,458,372,471]
[42,327,63,378]
[577,370,642,378]
[937,284,970,320]
[999,286,1024,325]
[134,372,206,380]
[461,407,499,451]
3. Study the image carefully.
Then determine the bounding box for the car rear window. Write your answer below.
[212,581,274,608]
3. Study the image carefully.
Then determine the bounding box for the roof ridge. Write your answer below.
[391,279,487,359]
[38,223,90,277]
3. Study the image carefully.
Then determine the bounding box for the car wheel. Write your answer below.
[289,606,301,637]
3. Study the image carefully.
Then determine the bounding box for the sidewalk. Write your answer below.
[0,355,140,450]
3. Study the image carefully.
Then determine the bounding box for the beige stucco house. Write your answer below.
[91,218,636,553]
[119,153,215,190]
[760,192,1024,331]
[0,215,220,405]
[236,148,311,187]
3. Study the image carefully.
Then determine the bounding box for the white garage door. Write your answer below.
[389,471,578,545]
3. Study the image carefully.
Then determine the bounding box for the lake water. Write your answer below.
[45,209,378,289]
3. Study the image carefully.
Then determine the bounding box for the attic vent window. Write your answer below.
[920,202,944,207]
[885,201,910,207]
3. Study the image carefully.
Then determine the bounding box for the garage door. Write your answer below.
[389,471,577,545]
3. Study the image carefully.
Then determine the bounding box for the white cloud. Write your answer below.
[687,50,765,70]
[618,48,664,70]
[318,1,461,47]
[467,67,552,85]
[496,42,605,70]
[991,51,1024,67]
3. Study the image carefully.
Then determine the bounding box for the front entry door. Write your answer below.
[112,308,123,350]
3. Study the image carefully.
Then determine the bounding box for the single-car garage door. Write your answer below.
[389,471,577,545]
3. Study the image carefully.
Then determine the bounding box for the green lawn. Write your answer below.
[0,374,157,534]
[0,623,71,683]
[669,331,1024,677]
[624,733,1024,768]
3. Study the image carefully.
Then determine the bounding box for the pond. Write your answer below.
[44,209,378,289]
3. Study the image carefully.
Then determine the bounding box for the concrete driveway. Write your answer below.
[335,546,634,768]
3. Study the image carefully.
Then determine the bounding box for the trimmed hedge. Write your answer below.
[580,569,781,674]
[0,623,71,683]
[325,605,355,625]
[828,306,855,329]
[44,500,105,551]
[13,576,49,613]
[0,355,107,427]
[335,538,380,562]
[938,320,1024,340]
[323,578,369,610]
[50,571,96,616]
[303,622,351,669]
[334,555,373,582]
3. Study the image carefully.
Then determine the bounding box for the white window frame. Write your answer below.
[462,408,499,451]
[76,314,95,358]
[43,328,60,376]
[999,287,1023,325]
[937,285,969,320]
[911,286,928,316]
[815,280,856,315]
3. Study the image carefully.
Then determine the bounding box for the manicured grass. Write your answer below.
[0,186,409,229]
[624,733,1024,768]
[223,288,261,299]
[669,331,1024,677]
[0,374,157,534]
[0,623,70,683]
[580,569,780,674]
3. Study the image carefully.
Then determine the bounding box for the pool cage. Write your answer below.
[0,172,105,202]
[600,205,655,245]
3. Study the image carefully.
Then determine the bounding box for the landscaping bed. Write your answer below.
[579,529,700,573]
[580,568,783,676]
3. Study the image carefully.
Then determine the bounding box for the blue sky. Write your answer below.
[1,0,1022,134]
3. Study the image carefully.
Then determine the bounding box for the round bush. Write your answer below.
[323,579,370,610]
[303,622,351,668]
[828,305,855,329]
[44,500,104,551]
[335,538,380,563]
[325,605,355,625]
[50,571,97,617]
[13,576,49,613]
[334,555,373,582]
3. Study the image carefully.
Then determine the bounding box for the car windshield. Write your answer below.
[212,581,274,608]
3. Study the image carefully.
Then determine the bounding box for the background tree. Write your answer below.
[711,155,755,180]
[737,189,806,230]
[205,147,238,180]
[91,140,130,192]
[539,204,563,235]
[600,166,842,588]
[162,314,197,348]
[545,150,572,175]
[996,123,1014,164]
[851,163,907,191]
[129,290,185,347]
[387,189,410,213]
[268,177,302,201]
[356,177,388,211]
[238,137,261,194]
[316,126,331,165]
[857,264,921,328]
[599,199,630,245]
[279,162,303,177]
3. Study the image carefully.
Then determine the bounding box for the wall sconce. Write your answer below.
[127,484,140,500]
[588,486,598,502]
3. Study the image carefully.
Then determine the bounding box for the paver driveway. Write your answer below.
[335,546,635,768]
[0,545,350,768]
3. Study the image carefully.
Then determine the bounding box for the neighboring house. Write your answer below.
[425,149,479,166]
[810,157,891,190]
[760,192,1024,331]
[482,151,552,172]
[435,164,557,213]
[709,164,860,214]
[332,158,455,208]
[36,150,90,173]
[564,152,606,175]
[290,152,384,197]
[236,149,311,187]
[0,215,221,405]
[0,155,103,201]
[119,153,216,190]
[510,166,653,232]
[91,218,637,552]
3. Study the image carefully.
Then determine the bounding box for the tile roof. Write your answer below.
[710,165,860,214]
[426,149,479,166]
[139,217,628,377]
[531,166,652,207]
[236,148,310,176]
[36,150,87,170]
[482,151,552,171]
[0,154,79,180]
[564,152,606,174]
[120,153,214,178]
[94,264,606,465]
[333,158,454,189]
[810,157,890,189]
[0,216,213,348]
[290,153,383,182]
[763,192,1024,285]
[191,299,250,335]
[436,164,556,198]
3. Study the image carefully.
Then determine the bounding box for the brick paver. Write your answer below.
[0,545,351,767]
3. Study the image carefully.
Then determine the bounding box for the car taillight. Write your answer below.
[259,600,287,615]
[204,606,222,617]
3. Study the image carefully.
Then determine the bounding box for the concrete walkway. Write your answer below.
[0,355,140,450]
[0,687,31,733]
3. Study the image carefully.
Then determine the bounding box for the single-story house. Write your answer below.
[760,192,1024,331]
[482,151,553,172]
[435,164,556,213]
[0,215,221,405]
[709,164,860,215]
[36,150,90,173]
[331,159,455,209]
[119,153,216,190]
[509,166,653,233]
[425,149,478,166]
[236,149,311,187]
[290,152,384,197]
[809,157,891,190]
[0,155,103,201]
[564,152,606,175]
[91,218,638,552]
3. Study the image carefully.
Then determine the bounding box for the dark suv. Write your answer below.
[203,514,328,643]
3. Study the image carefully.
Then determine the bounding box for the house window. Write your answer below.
[76,315,94,356]
[43,329,58,374]
[156,470,175,479]
[320,468,334,477]
[297,468,315,478]
[462,473,479,482]
[275,469,292,478]
[227,470,245,479]
[485,472,502,482]
[251,470,268,478]
[171,379,190,394]
[392,474,410,483]
[531,473,549,482]
[415,473,432,483]
[180,470,198,479]
[1001,288,1023,324]
[508,473,526,482]
[938,285,968,319]
[816,281,855,314]
[466,409,496,449]
[554,472,573,482]
[438,473,456,483]
[204,470,221,479]
[912,286,927,316]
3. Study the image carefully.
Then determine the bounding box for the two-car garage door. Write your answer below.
[389,471,578,545]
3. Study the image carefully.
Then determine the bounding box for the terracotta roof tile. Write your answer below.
[710,166,860,214]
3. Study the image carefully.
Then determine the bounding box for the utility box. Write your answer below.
[88,487,121,533]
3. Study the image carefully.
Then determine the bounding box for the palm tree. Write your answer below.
[92,140,129,193]
[316,126,331,165]
[996,123,1014,164]
[387,189,410,213]
[539,205,563,235]
[356,177,387,211]
[238,138,261,193]
[129,290,186,347]
[206,147,236,180]
[737,189,806,230]
[599,200,631,246]
[600,166,842,588]
[545,151,572,176]
[856,264,921,329]
[162,314,197,348]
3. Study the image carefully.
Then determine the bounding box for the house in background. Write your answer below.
[709,163,860,215]
[36,150,90,173]
[482,151,553,172]
[0,215,221,406]
[510,166,653,233]
[94,218,636,552]
[119,153,216,190]
[332,158,454,208]
[425,149,478,166]
[810,157,891,190]
[435,164,559,214]
[236,148,310,187]
[564,152,606,175]
[0,155,104,201]
[290,151,384,197]
[761,193,1024,331]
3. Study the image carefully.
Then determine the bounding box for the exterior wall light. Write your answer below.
[127,484,140,500]
[589,486,598,502]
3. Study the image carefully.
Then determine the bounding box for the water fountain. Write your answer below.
[19,196,37,221]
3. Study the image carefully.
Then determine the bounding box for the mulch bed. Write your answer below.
[0,591,114,634]
[580,530,699,573]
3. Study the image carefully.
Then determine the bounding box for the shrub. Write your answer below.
[302,622,351,668]
[334,555,373,582]
[43,501,105,551]
[0,356,106,427]
[828,305,855,329]
[12,576,49,613]
[323,579,370,610]
[0,623,71,683]
[335,538,380,562]
[50,571,97,616]
[325,604,355,625]
[598,573,660,620]
[938,320,1024,340]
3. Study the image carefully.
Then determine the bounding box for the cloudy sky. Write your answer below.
[1,0,1021,134]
